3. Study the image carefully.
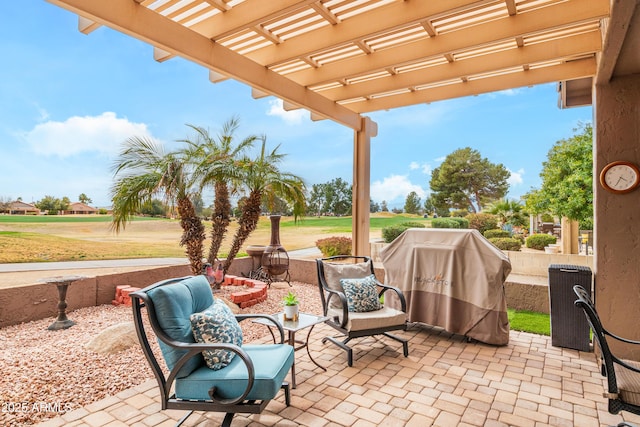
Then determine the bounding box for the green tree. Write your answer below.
[78,193,92,204]
[423,195,435,216]
[110,137,205,275]
[430,147,510,213]
[224,137,306,273]
[140,199,166,216]
[35,195,68,215]
[370,199,380,213]
[404,191,421,214]
[381,200,388,212]
[181,117,256,265]
[307,178,352,216]
[524,123,593,222]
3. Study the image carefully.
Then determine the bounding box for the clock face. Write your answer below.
[600,162,640,193]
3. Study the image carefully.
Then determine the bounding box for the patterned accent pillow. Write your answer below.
[340,274,382,313]
[190,299,243,370]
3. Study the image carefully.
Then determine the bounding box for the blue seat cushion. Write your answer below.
[175,344,294,401]
[146,275,214,377]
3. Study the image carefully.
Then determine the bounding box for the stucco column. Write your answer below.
[594,74,640,360]
[352,117,377,256]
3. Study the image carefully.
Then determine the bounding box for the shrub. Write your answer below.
[315,236,352,257]
[489,237,522,251]
[484,229,510,239]
[381,222,425,243]
[526,233,557,250]
[448,217,469,228]
[466,213,498,234]
[399,221,426,229]
[451,209,469,217]
[432,218,462,229]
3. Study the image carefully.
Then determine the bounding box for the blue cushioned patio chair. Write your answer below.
[574,285,640,427]
[316,255,409,366]
[131,275,294,427]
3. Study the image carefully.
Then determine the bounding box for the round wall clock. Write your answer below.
[599,161,640,194]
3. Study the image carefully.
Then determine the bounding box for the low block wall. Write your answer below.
[0,254,562,327]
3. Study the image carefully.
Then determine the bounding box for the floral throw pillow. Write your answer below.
[340,274,382,313]
[190,299,243,370]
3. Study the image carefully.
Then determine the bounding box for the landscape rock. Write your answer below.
[85,321,138,354]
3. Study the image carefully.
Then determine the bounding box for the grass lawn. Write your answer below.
[508,309,551,336]
[0,213,430,263]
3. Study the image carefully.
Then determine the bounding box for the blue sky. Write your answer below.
[1,1,592,209]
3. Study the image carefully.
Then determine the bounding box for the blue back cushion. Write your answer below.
[147,275,214,377]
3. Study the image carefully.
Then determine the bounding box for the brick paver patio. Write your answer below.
[36,323,640,427]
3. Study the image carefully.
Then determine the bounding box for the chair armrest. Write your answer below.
[325,288,350,329]
[236,314,285,343]
[374,279,407,312]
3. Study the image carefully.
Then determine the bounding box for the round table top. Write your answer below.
[41,275,88,284]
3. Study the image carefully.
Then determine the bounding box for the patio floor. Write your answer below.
[35,323,640,427]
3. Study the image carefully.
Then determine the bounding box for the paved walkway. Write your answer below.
[35,323,640,427]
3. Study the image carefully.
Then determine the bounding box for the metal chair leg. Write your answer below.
[282,382,291,406]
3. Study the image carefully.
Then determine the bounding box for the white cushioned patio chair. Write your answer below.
[574,285,640,427]
[316,255,409,366]
[131,275,294,427]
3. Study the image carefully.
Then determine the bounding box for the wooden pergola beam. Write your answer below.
[47,0,363,131]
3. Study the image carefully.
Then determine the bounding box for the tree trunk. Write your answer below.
[177,197,206,275]
[224,189,261,273]
[208,180,231,264]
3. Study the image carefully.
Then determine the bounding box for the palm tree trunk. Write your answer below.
[208,180,231,265]
[177,197,206,275]
[224,189,261,273]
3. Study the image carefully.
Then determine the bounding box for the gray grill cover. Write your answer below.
[380,228,511,345]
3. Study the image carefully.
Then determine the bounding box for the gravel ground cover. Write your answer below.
[0,281,322,426]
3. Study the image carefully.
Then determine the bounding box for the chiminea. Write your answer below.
[261,215,289,277]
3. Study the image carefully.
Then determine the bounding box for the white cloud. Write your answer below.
[23,112,150,158]
[508,168,525,186]
[266,99,307,125]
[409,161,432,175]
[434,156,446,162]
[371,174,427,204]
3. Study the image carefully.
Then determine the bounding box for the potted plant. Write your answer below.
[282,291,299,321]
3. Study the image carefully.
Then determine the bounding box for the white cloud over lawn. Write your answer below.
[23,112,151,158]
[371,174,427,205]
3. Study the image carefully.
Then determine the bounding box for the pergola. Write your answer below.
[47,0,640,358]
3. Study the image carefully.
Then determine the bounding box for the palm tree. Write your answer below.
[110,136,205,275]
[488,198,527,227]
[224,137,306,272]
[181,117,257,266]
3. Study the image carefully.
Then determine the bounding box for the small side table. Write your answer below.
[254,312,328,388]
[43,275,87,331]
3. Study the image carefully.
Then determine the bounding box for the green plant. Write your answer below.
[448,217,469,228]
[431,218,462,229]
[282,291,299,306]
[483,229,510,239]
[399,221,426,229]
[507,309,550,335]
[466,213,498,234]
[488,237,522,251]
[526,233,557,250]
[315,236,352,256]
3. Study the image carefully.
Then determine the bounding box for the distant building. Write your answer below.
[65,202,98,215]
[2,201,40,215]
